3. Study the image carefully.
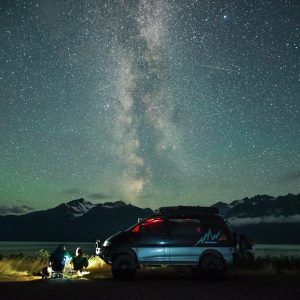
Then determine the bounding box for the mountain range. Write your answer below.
[213,193,300,244]
[0,193,299,244]
[0,199,152,242]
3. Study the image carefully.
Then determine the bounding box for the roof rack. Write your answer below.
[156,206,219,216]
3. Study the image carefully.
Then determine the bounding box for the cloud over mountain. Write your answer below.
[0,205,33,215]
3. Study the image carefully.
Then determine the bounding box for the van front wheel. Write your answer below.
[112,254,136,280]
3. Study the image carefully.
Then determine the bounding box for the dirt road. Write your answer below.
[0,270,299,300]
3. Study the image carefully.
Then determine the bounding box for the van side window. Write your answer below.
[140,218,165,234]
[200,216,226,232]
[168,219,201,235]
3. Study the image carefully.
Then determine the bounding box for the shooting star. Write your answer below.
[98,83,115,91]
[199,106,241,119]
[200,64,234,72]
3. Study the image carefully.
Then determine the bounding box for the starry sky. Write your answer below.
[0,0,299,214]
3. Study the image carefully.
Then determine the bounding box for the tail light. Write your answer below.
[218,234,228,242]
[218,233,234,243]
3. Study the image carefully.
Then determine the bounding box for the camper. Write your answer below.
[96,206,235,280]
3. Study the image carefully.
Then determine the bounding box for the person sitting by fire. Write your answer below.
[71,247,89,276]
[49,244,72,277]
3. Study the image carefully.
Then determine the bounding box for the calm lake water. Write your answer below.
[0,242,96,256]
[0,241,300,257]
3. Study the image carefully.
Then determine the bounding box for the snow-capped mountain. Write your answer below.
[212,194,300,244]
[39,198,127,218]
[226,194,300,226]
[0,199,153,242]
[218,194,300,222]
[65,198,96,217]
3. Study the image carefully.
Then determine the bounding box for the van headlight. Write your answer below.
[103,240,111,247]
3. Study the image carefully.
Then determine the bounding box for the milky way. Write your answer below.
[0,0,299,212]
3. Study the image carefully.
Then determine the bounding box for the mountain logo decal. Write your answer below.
[194,229,221,246]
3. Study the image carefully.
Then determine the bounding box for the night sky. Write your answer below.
[0,0,299,213]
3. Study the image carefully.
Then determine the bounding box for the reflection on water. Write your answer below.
[0,241,300,257]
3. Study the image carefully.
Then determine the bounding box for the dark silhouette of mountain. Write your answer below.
[0,194,299,244]
[213,194,300,218]
[0,199,153,242]
[214,193,300,244]
[71,203,153,241]
[211,202,231,217]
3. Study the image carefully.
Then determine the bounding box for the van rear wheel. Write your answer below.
[199,254,225,280]
[112,254,136,280]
